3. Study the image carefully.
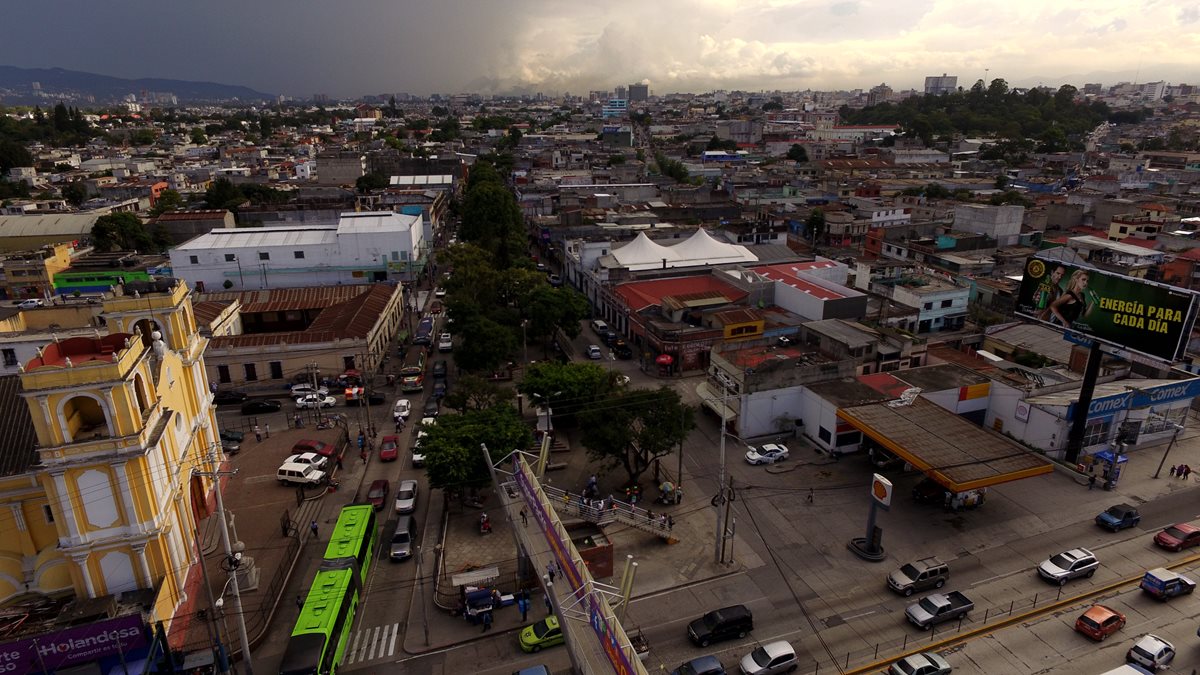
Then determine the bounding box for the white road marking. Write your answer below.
[386,622,398,657]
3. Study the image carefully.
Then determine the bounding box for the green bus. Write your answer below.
[322,505,378,581]
[278,563,360,675]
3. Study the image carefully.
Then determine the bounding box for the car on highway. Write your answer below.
[241,399,282,415]
[519,615,565,653]
[1075,604,1126,641]
[213,390,248,406]
[745,443,789,465]
[887,651,951,675]
[1037,548,1099,585]
[393,399,411,420]
[1153,523,1200,552]
[283,452,328,471]
[295,394,336,409]
[738,640,796,675]
[379,434,399,462]
[290,384,329,397]
[888,557,949,597]
[687,605,753,648]
[394,479,418,514]
[1096,504,1141,532]
[292,439,335,458]
[366,479,389,511]
[669,655,725,675]
[1126,634,1175,670]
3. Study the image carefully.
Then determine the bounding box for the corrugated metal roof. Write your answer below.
[173,226,337,250]
[0,375,40,477]
[0,214,100,237]
[199,286,366,313]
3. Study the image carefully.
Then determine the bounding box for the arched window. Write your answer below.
[131,373,151,419]
[59,394,113,441]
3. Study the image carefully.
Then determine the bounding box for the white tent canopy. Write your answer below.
[610,229,757,272]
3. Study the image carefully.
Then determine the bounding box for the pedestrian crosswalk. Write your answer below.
[342,622,400,665]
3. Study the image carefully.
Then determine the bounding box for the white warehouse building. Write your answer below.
[169,211,424,292]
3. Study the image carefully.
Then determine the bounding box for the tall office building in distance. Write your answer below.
[628,82,649,102]
[614,85,627,101]
[923,74,958,95]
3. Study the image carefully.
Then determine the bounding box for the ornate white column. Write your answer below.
[113,461,141,534]
[51,472,82,545]
[131,543,152,588]
[69,551,96,597]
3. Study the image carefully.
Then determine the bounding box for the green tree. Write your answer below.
[355,171,389,193]
[454,315,518,373]
[148,189,184,216]
[524,285,590,348]
[460,182,524,269]
[0,141,33,173]
[786,144,808,162]
[994,175,1010,190]
[806,208,826,244]
[91,212,156,252]
[61,181,88,207]
[190,127,208,145]
[52,102,70,133]
[422,405,531,495]
[578,387,695,486]
[204,178,245,209]
[441,374,514,413]
[517,362,612,422]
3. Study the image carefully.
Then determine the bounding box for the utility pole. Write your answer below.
[195,447,255,675]
[714,375,730,565]
[191,516,230,674]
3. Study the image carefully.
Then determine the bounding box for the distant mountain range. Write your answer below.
[0,65,275,104]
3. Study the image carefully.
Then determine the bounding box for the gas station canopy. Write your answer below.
[838,397,1054,492]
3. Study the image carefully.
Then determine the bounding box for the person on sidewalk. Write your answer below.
[254,425,262,443]
[310,520,319,539]
[544,594,552,614]
[296,594,304,611]
[520,508,528,526]
[518,595,528,622]
[294,413,304,429]
[265,423,270,438]
[546,562,556,583]
[1170,465,1178,478]
[481,611,493,632]
[1088,474,1097,490]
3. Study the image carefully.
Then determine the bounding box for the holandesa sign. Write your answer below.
[1016,256,1199,363]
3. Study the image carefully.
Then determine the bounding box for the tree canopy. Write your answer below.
[91,212,168,253]
[421,406,531,493]
[578,386,695,486]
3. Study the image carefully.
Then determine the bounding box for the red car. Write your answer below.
[1074,604,1126,641]
[1154,523,1200,552]
[379,435,399,462]
[366,479,389,511]
[292,439,335,458]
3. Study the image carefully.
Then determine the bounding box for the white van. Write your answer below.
[277,462,326,486]
[590,319,609,336]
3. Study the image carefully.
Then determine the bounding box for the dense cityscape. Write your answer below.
[1,15,1200,675]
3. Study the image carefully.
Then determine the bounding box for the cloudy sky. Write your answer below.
[3,0,1197,97]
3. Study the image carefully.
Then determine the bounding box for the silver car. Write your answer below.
[888,651,951,675]
[394,479,418,514]
[1037,548,1098,586]
[739,640,797,675]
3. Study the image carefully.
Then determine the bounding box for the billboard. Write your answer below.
[1016,256,1199,362]
[0,613,147,673]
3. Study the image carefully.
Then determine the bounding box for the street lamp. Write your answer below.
[232,255,244,288]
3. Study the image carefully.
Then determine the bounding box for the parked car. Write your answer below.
[432,360,448,381]
[389,515,416,561]
[292,440,335,457]
[365,479,389,511]
[1126,634,1175,671]
[277,462,326,487]
[412,428,428,467]
[379,435,399,462]
[612,338,633,359]
[393,399,412,420]
[221,439,240,455]
[738,640,796,675]
[290,384,329,397]
[437,332,453,352]
[905,592,973,630]
[284,452,328,470]
[394,479,418,514]
[295,394,336,409]
[1153,523,1200,551]
[888,557,949,597]
[422,397,440,418]
[1139,568,1196,601]
[1075,604,1126,641]
[1038,548,1099,585]
[432,381,448,400]
[587,345,603,360]
[745,443,789,465]
[670,655,725,675]
[520,616,565,653]
[16,299,44,309]
[241,399,283,415]
[887,652,952,675]
[435,287,447,298]
[590,319,609,336]
[1096,504,1141,531]
[548,273,563,287]
[213,390,248,406]
[687,605,753,648]
[220,428,245,444]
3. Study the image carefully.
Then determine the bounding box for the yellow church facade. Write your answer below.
[0,279,220,631]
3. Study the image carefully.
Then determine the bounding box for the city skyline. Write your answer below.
[1,0,1197,98]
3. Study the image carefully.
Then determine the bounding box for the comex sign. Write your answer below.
[1067,379,1200,420]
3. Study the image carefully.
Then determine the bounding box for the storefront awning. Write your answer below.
[696,382,737,422]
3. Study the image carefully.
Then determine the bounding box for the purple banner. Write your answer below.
[0,613,147,673]
[514,460,638,675]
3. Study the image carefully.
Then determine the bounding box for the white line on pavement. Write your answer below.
[387,622,398,657]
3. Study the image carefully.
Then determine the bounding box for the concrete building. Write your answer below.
[0,242,76,300]
[169,211,424,291]
[0,214,101,252]
[870,273,970,333]
[952,203,1024,247]
[316,151,366,185]
[924,74,958,95]
[627,83,649,102]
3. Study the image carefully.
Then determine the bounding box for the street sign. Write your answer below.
[871,474,893,510]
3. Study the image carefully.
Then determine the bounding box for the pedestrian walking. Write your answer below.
[360,449,367,464]
[546,562,556,583]
[520,508,528,526]
[1088,474,1097,490]
[309,520,319,539]
[265,423,270,438]
[294,413,303,428]
[806,488,814,504]
[296,594,304,611]
[1170,465,1178,478]
[254,425,262,443]
[481,611,493,632]
[667,515,674,531]
[395,418,403,432]
[518,596,529,622]
[544,594,552,614]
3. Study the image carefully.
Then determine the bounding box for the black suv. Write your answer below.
[687,604,753,647]
[432,360,448,382]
